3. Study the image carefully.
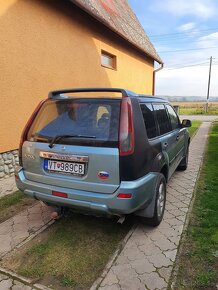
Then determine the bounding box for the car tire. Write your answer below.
[177,146,189,171]
[140,173,166,227]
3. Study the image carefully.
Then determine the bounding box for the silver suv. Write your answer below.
[15,88,191,226]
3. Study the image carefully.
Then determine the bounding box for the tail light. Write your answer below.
[19,99,47,166]
[119,97,135,156]
[117,193,132,199]
[52,191,68,198]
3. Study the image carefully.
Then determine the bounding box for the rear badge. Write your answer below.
[98,171,109,180]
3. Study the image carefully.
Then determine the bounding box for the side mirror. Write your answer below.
[182,119,192,128]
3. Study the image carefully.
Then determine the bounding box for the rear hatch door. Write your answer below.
[22,97,121,194]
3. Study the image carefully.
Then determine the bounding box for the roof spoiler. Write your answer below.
[48,88,137,99]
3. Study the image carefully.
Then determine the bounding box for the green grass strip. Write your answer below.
[175,121,218,289]
[188,120,202,139]
[0,191,25,211]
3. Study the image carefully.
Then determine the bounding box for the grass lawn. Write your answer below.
[173,102,218,115]
[188,120,202,139]
[0,191,35,223]
[2,212,133,289]
[174,121,218,289]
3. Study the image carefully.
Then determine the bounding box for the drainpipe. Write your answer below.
[152,63,164,96]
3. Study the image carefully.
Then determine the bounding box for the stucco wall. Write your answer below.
[0,0,154,153]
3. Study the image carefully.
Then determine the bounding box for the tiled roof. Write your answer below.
[70,0,163,64]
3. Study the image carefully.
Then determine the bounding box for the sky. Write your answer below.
[128,0,218,97]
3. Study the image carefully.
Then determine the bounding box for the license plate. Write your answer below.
[44,159,85,176]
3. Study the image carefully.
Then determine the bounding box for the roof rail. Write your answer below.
[48,88,137,99]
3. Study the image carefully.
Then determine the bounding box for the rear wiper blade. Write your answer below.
[49,134,96,148]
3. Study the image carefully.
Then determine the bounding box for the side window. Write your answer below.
[140,103,157,139]
[166,105,180,130]
[153,104,171,135]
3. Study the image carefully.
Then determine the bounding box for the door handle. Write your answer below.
[163,142,168,148]
[176,135,180,141]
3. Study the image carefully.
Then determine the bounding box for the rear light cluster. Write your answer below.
[119,97,135,156]
[19,99,47,166]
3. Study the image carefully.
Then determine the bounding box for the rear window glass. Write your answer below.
[153,104,171,135]
[27,98,120,147]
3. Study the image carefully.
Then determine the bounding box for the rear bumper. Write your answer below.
[15,168,158,216]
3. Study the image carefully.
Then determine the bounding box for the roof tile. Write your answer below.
[70,0,163,63]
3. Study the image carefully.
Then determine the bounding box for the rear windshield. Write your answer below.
[27,98,121,147]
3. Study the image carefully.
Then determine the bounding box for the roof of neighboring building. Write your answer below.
[70,0,163,64]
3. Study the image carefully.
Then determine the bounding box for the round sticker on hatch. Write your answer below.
[98,171,109,180]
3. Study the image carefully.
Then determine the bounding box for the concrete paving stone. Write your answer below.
[163,211,175,220]
[142,229,162,242]
[176,215,187,223]
[170,200,190,209]
[28,213,43,221]
[12,280,32,290]
[12,223,29,232]
[130,258,156,274]
[164,216,184,226]
[139,242,162,256]
[153,237,177,252]
[135,233,152,246]
[0,273,9,281]
[135,235,154,247]
[27,204,42,214]
[0,235,13,252]
[164,203,178,212]
[140,271,167,290]
[0,224,13,236]
[99,284,121,290]
[0,176,17,198]
[147,252,173,268]
[157,220,172,229]
[115,253,130,265]
[178,194,191,202]
[165,195,180,203]
[157,266,173,282]
[100,270,119,286]
[158,227,179,238]
[112,264,138,282]
[11,232,30,245]
[122,247,145,261]
[32,284,51,290]
[124,237,138,249]
[12,215,28,225]
[119,276,146,290]
[172,224,184,235]
[168,235,181,246]
[163,249,178,261]
[0,279,13,290]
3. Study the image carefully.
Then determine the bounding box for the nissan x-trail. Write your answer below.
[15,88,191,226]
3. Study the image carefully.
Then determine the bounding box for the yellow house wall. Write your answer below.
[0,0,154,152]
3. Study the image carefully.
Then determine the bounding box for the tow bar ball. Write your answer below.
[50,206,68,220]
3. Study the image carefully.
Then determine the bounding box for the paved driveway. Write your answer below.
[97,122,211,290]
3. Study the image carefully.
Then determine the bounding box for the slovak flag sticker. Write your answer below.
[98,171,109,180]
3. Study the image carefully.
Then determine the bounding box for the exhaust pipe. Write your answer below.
[117,215,125,224]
